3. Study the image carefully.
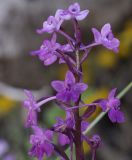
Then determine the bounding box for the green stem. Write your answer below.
[83,81,132,135]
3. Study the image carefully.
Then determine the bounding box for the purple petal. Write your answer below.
[42,23,54,34]
[56,91,71,102]
[58,133,70,146]
[61,12,71,20]
[102,37,120,52]
[108,98,120,108]
[44,141,54,157]
[24,90,34,100]
[76,10,89,20]
[73,83,88,93]
[71,83,88,102]
[116,110,125,123]
[111,38,120,47]
[44,54,57,65]
[60,44,73,52]
[31,126,43,137]
[66,118,75,128]
[108,109,117,122]
[81,121,89,132]
[59,58,66,64]
[110,38,120,52]
[29,144,44,160]
[65,71,75,85]
[108,109,125,123]
[51,80,65,92]
[26,111,37,128]
[30,50,41,56]
[45,130,53,141]
[68,3,80,13]
[71,91,80,102]
[55,9,64,20]
[36,28,46,34]
[99,99,107,111]
[92,28,101,43]
[101,23,111,37]
[23,100,30,109]
[108,88,117,99]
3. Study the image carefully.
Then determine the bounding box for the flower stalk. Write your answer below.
[23,2,130,160]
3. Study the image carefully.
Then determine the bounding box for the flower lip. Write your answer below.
[68,3,80,14]
[106,32,114,40]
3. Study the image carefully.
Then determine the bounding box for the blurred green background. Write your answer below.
[0,0,132,160]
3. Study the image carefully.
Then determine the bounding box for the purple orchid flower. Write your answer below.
[23,90,38,128]
[92,23,120,52]
[57,2,89,21]
[31,34,60,66]
[54,111,74,146]
[99,88,125,123]
[54,111,89,145]
[29,126,54,160]
[51,71,88,102]
[31,34,73,66]
[37,10,64,34]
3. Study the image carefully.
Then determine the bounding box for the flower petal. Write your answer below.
[108,109,125,123]
[73,83,88,93]
[99,99,107,111]
[116,110,125,123]
[71,91,80,102]
[76,10,89,20]
[60,44,73,52]
[68,2,80,13]
[108,109,117,122]
[101,23,111,37]
[24,90,34,100]
[81,121,89,132]
[108,88,117,99]
[44,141,54,157]
[59,58,66,64]
[26,110,37,128]
[58,133,70,146]
[51,81,65,92]
[65,71,75,85]
[56,91,71,102]
[44,55,57,65]
[45,130,53,141]
[92,28,101,43]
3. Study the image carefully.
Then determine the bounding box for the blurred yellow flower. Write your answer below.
[95,50,117,69]
[0,96,16,116]
[119,20,132,58]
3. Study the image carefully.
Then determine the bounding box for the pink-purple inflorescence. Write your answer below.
[23,2,124,160]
